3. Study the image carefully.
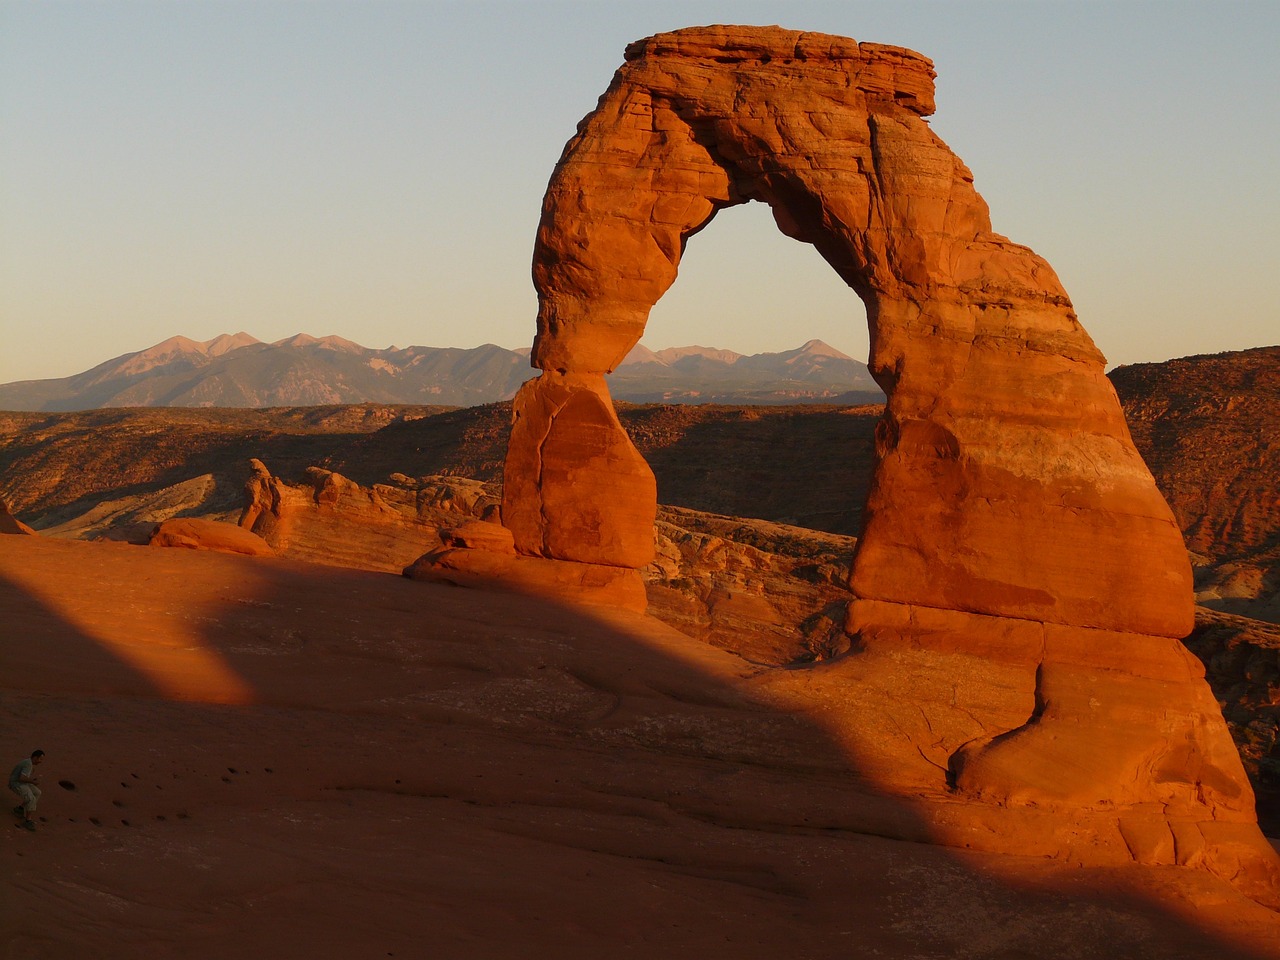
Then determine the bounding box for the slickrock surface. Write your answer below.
[3,535,1280,958]
[1114,346,1280,624]
[645,506,856,664]
[486,24,1272,892]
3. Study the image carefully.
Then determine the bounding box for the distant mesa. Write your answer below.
[0,333,880,411]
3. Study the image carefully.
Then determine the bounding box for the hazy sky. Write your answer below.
[2,1,1277,384]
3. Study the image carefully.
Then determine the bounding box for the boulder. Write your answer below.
[404,544,647,613]
[0,498,37,536]
[149,517,273,557]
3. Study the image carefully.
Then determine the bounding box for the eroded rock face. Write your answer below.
[524,24,1189,633]
[644,506,856,664]
[491,25,1277,899]
[240,460,498,574]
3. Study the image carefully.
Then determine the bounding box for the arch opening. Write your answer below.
[620,199,871,385]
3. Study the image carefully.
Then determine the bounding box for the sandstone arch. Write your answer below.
[484,26,1279,897]
[508,25,1190,636]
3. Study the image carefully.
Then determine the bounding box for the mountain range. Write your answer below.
[0,333,882,411]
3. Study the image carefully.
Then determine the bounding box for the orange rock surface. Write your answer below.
[0,498,36,536]
[525,24,1188,632]
[149,517,274,557]
[490,25,1277,898]
[239,459,495,573]
[4,535,1280,957]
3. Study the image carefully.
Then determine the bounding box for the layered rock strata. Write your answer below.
[471,25,1278,899]
[240,460,498,574]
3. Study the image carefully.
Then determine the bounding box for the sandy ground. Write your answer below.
[2,535,1278,959]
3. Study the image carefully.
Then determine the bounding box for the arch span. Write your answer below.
[508,25,1187,637]
[459,26,1278,898]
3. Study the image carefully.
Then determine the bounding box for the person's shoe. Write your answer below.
[20,819,35,831]
[11,805,23,818]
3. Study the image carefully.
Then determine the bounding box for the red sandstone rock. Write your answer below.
[149,517,273,557]
[404,543,647,613]
[503,373,656,569]
[7,534,1280,956]
[239,460,483,574]
[645,507,856,663]
[0,498,36,536]
[495,24,1275,901]
[439,520,517,553]
[524,24,1189,636]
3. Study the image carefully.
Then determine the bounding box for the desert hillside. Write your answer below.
[1112,345,1280,623]
[0,402,881,538]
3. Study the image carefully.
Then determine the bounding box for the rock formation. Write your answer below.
[1186,609,1280,832]
[240,460,500,574]
[148,517,274,557]
[405,518,648,612]
[431,25,1278,899]
[644,506,856,663]
[0,497,36,536]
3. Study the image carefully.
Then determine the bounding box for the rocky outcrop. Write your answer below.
[38,474,228,543]
[240,460,499,574]
[148,517,274,556]
[405,519,648,612]
[474,25,1276,898]
[644,506,856,664]
[0,498,36,536]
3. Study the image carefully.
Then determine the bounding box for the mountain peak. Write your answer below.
[109,335,214,378]
[272,334,364,353]
[793,339,852,360]
[140,335,205,357]
[203,332,260,356]
[619,343,664,367]
[654,345,745,365]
